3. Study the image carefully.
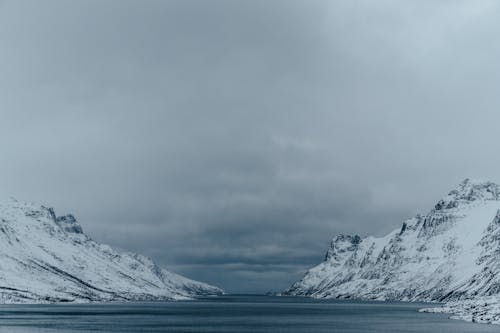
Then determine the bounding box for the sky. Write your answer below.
[1,0,500,293]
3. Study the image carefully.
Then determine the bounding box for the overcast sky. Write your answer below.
[1,0,500,293]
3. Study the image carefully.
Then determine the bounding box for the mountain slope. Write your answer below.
[284,179,500,303]
[0,199,222,303]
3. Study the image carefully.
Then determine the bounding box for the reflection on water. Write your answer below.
[0,295,497,333]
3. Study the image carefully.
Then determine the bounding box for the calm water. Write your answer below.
[0,295,497,332]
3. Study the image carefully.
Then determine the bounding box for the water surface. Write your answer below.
[0,295,497,332]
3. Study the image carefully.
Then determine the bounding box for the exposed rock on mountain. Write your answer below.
[284,179,500,323]
[0,199,222,303]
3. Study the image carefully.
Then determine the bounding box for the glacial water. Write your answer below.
[0,295,497,332]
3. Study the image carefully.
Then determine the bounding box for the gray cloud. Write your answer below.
[1,0,500,292]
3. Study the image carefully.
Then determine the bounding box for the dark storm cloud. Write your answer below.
[1,0,500,292]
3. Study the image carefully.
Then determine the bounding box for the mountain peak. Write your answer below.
[454,178,499,199]
[433,179,500,211]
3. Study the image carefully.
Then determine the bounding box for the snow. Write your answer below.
[0,198,223,303]
[420,297,500,324]
[283,179,500,324]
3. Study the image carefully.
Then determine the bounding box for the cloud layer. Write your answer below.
[1,0,500,292]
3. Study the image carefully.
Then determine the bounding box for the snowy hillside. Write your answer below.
[0,199,222,303]
[284,179,500,323]
[419,297,500,324]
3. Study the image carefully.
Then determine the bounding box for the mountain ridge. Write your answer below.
[0,198,222,303]
[284,179,500,304]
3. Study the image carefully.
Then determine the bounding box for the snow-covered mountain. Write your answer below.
[284,179,500,312]
[0,199,222,303]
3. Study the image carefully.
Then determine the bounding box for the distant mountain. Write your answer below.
[0,199,222,303]
[284,179,500,323]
